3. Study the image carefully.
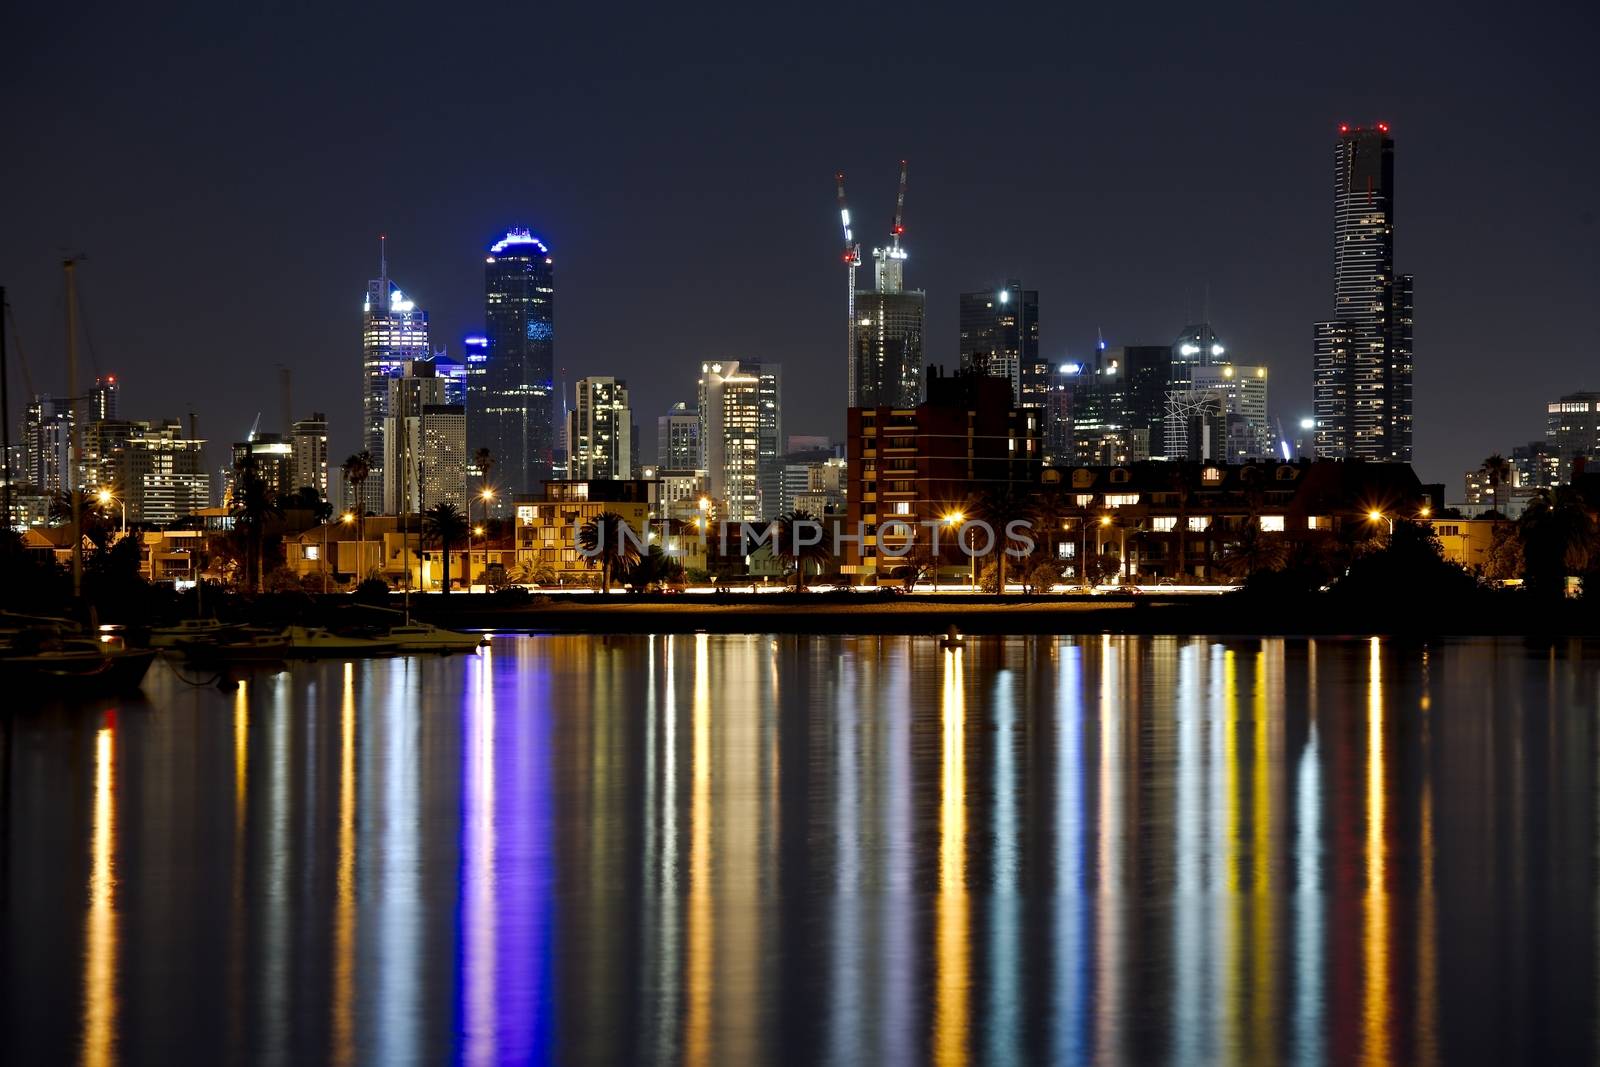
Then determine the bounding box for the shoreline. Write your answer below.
[392,592,1598,638]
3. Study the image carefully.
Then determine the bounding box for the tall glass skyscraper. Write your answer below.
[1313,123,1414,462]
[851,242,923,410]
[361,251,430,514]
[958,281,1041,405]
[474,229,554,511]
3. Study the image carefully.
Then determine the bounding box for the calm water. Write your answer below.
[3,634,1600,1065]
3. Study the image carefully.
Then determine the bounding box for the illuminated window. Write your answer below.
[1104,494,1140,508]
[1188,516,1210,532]
[1260,515,1285,532]
[1307,516,1328,530]
[1151,516,1177,532]
[1201,467,1223,484]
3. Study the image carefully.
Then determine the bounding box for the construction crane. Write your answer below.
[837,172,861,406]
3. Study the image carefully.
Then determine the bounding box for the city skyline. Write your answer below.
[4,4,1596,492]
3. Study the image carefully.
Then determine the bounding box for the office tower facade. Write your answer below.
[959,281,1042,405]
[112,421,209,525]
[1510,440,1560,490]
[1189,364,1272,461]
[290,413,329,498]
[1313,123,1414,462]
[232,433,295,501]
[657,402,702,470]
[1113,344,1173,460]
[568,376,634,481]
[851,243,924,408]
[419,406,467,513]
[698,360,782,522]
[384,360,452,514]
[1547,392,1600,480]
[1071,345,1132,466]
[362,254,430,514]
[1044,361,1084,464]
[1163,324,1224,459]
[474,229,555,512]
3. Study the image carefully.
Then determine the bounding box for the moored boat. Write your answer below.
[281,626,399,658]
[380,623,486,654]
[150,619,244,648]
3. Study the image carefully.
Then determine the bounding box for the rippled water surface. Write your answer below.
[4,634,1600,1065]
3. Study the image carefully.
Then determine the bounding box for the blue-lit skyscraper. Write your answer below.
[474,229,555,510]
[361,245,430,514]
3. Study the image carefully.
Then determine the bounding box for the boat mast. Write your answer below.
[64,259,83,600]
[1,286,11,534]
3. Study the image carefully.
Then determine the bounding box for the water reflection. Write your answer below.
[7,635,1600,1065]
[933,647,968,1067]
[82,714,117,1067]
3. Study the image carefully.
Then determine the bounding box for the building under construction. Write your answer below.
[838,162,925,410]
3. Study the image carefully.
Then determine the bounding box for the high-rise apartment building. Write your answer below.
[474,229,555,512]
[1313,123,1414,462]
[290,413,329,498]
[1547,392,1600,480]
[361,249,430,513]
[959,281,1042,405]
[698,360,782,522]
[384,360,464,514]
[657,402,702,470]
[1510,440,1560,490]
[232,432,295,501]
[568,377,634,481]
[845,366,1042,581]
[851,241,924,409]
[112,421,209,525]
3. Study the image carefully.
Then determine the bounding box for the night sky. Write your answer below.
[5,2,1596,489]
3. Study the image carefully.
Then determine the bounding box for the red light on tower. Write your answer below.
[1377,122,1389,133]
[1339,123,1349,133]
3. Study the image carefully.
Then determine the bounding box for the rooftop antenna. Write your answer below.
[379,233,388,282]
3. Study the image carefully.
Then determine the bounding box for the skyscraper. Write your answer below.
[657,402,701,470]
[1313,123,1414,462]
[290,412,329,498]
[568,377,634,481]
[361,244,430,513]
[958,281,1041,405]
[384,360,465,514]
[1163,324,1223,460]
[851,239,924,409]
[474,229,555,512]
[1547,392,1600,480]
[698,360,782,522]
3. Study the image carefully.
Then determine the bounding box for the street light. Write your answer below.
[940,511,965,593]
[471,488,496,592]
[96,488,126,536]
[1419,505,1432,519]
[1368,510,1393,535]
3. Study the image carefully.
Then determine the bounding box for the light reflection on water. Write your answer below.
[4,634,1600,1064]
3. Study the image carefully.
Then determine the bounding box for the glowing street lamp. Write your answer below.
[1368,510,1393,535]
[96,488,126,535]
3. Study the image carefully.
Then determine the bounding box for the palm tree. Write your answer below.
[1518,485,1595,597]
[773,509,831,589]
[342,451,372,575]
[577,511,643,594]
[974,481,1035,594]
[1481,453,1513,508]
[1217,519,1288,581]
[231,457,283,593]
[423,501,470,593]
